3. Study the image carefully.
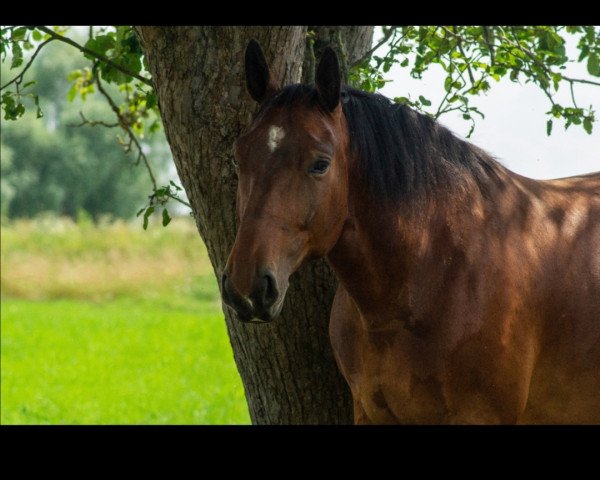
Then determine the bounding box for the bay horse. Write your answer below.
[221,40,600,424]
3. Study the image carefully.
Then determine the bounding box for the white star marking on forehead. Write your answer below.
[267,125,285,153]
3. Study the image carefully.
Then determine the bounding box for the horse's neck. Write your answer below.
[326,166,516,326]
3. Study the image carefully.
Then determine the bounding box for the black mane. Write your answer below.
[263,84,501,202]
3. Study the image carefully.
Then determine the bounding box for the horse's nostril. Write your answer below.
[222,268,279,319]
[261,271,279,308]
[221,272,231,302]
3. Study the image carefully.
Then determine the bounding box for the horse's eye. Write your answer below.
[309,158,331,175]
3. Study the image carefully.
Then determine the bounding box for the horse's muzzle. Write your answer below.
[221,268,282,324]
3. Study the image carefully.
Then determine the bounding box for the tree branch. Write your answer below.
[436,105,467,117]
[166,192,192,209]
[507,27,600,88]
[570,81,579,109]
[564,77,600,87]
[434,88,452,119]
[0,37,54,91]
[483,26,495,65]
[35,26,153,87]
[444,26,475,85]
[350,26,396,68]
[92,66,157,189]
[67,111,120,128]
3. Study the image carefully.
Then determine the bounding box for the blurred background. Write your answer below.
[1,37,250,424]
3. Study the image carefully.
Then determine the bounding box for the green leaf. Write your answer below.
[587,54,600,76]
[66,84,77,102]
[149,120,160,133]
[466,123,475,138]
[32,29,42,41]
[116,26,130,45]
[11,42,23,69]
[551,73,562,91]
[418,95,432,107]
[142,206,154,230]
[22,80,36,88]
[444,76,452,92]
[162,208,171,227]
[551,103,563,117]
[2,92,25,120]
[471,108,485,119]
[136,207,146,217]
[146,92,157,109]
[437,38,451,55]
[578,45,589,62]
[33,94,43,118]
[120,53,142,76]
[11,27,27,41]
[546,119,553,136]
[100,65,129,84]
[15,102,25,118]
[583,117,593,134]
[67,69,82,81]
[84,35,115,58]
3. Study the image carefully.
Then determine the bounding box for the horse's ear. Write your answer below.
[315,47,341,112]
[245,39,277,103]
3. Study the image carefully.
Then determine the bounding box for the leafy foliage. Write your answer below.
[350,26,599,137]
[0,40,165,220]
[1,26,185,225]
[136,181,188,230]
[2,26,598,224]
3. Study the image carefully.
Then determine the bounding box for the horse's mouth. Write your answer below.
[221,271,289,325]
[235,311,277,324]
[248,317,272,324]
[231,296,285,324]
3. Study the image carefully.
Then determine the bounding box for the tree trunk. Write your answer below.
[303,26,375,83]
[135,26,373,424]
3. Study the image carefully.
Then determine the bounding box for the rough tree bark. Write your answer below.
[135,26,374,424]
[302,26,375,84]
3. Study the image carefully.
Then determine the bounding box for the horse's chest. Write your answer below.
[352,346,449,423]
[330,312,449,423]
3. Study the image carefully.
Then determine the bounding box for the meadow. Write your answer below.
[0,215,250,424]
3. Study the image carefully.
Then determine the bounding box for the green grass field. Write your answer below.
[1,216,250,424]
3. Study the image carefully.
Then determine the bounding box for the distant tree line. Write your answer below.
[1,38,169,221]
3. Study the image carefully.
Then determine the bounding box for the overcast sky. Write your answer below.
[377,32,599,180]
